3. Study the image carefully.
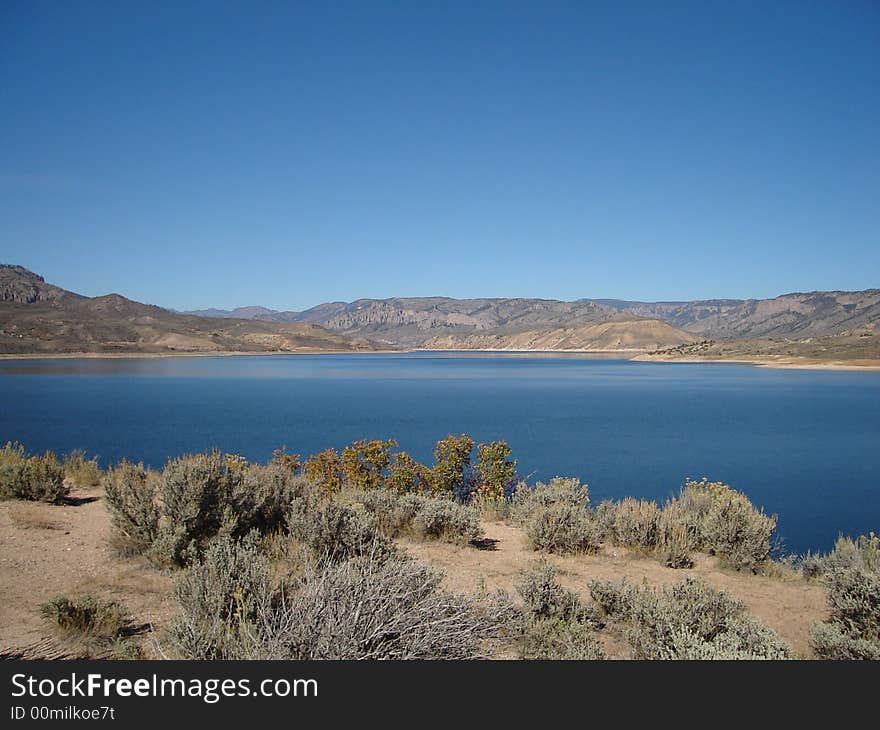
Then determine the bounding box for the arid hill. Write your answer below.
[421,316,698,351]
[0,265,381,355]
[187,290,880,349]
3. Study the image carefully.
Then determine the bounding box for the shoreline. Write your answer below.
[1,348,878,371]
[0,348,400,361]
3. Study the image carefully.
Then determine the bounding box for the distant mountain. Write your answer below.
[185,289,880,348]
[184,305,302,322]
[0,265,381,355]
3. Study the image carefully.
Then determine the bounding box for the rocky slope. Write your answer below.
[0,265,380,355]
[421,316,698,351]
[187,290,880,348]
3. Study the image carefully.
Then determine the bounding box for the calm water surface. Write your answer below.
[2,352,878,554]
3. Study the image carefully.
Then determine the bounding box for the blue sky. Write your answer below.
[1,1,878,311]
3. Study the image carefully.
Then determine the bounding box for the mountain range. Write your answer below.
[0,265,379,355]
[2,264,878,361]
[186,290,880,349]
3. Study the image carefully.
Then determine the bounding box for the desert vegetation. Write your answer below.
[40,594,141,659]
[0,441,68,502]
[1,434,876,660]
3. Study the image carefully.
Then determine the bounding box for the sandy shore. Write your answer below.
[2,348,879,371]
[631,354,880,371]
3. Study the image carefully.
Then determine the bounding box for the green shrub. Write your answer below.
[385,451,431,494]
[103,461,160,556]
[0,441,26,469]
[340,439,396,491]
[590,577,791,660]
[41,594,127,640]
[525,502,601,554]
[429,434,474,497]
[302,448,344,495]
[0,445,67,503]
[475,440,517,502]
[703,497,776,572]
[63,450,102,488]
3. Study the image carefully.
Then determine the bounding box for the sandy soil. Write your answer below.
[632,354,880,371]
[402,521,828,658]
[0,488,174,656]
[0,495,829,659]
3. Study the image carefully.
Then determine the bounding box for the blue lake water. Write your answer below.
[1,352,878,554]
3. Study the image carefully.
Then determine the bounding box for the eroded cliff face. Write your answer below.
[0,265,80,304]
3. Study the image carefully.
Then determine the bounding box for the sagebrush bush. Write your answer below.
[802,533,880,578]
[169,534,273,660]
[517,563,583,622]
[659,523,695,569]
[63,450,102,487]
[263,556,513,659]
[150,452,231,567]
[519,617,606,660]
[610,498,662,550]
[589,577,791,660]
[104,449,323,567]
[510,477,590,523]
[226,462,315,539]
[412,498,481,544]
[287,501,394,563]
[361,489,481,544]
[808,555,880,660]
[809,620,880,660]
[516,564,604,659]
[0,444,67,503]
[41,594,128,640]
[103,461,160,556]
[673,479,776,572]
[171,541,514,660]
[525,502,601,554]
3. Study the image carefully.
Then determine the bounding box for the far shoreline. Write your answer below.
[1,347,879,371]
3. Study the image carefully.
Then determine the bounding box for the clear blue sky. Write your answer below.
[1,1,878,311]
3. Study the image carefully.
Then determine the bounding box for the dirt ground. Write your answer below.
[0,493,829,659]
[0,488,175,656]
